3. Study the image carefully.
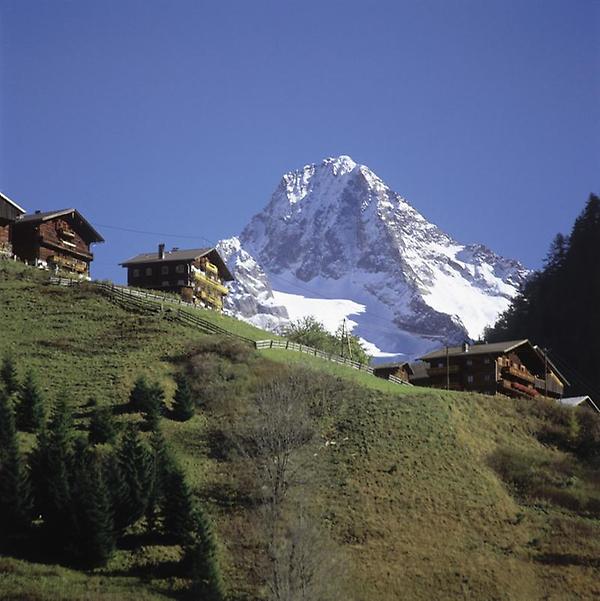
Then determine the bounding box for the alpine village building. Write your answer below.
[0,194,104,277]
[417,340,569,399]
[0,192,26,257]
[120,244,233,311]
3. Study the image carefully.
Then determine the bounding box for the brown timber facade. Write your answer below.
[11,209,104,277]
[120,245,234,311]
[419,340,569,399]
[0,192,26,257]
[373,362,413,383]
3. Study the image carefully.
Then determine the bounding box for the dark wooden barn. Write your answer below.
[11,208,104,277]
[120,244,234,311]
[419,340,569,399]
[0,192,26,257]
[373,362,413,383]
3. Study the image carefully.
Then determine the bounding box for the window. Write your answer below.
[177,279,185,286]
[175,264,185,274]
[467,375,474,384]
[438,362,444,368]
[145,267,152,276]
[484,374,491,382]
[484,357,490,364]
[161,265,169,275]
[466,359,473,366]
[161,280,169,287]
[132,269,140,277]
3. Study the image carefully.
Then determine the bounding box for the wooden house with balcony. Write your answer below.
[418,340,569,399]
[11,208,104,277]
[120,244,233,311]
[0,192,26,258]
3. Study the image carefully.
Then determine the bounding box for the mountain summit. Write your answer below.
[221,156,528,357]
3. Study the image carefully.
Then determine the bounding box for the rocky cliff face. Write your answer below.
[220,156,528,358]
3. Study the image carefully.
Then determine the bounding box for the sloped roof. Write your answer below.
[0,191,26,215]
[15,208,104,242]
[419,340,528,360]
[373,362,414,375]
[120,247,234,281]
[408,361,430,381]
[558,396,600,412]
[419,339,570,386]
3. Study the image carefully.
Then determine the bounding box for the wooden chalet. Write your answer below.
[418,340,569,399]
[373,362,413,384]
[11,208,104,277]
[0,192,26,258]
[120,244,234,311]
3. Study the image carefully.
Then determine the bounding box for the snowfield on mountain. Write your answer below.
[219,156,529,358]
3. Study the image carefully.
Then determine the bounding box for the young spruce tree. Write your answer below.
[16,371,45,433]
[162,465,196,545]
[88,405,117,444]
[0,390,33,549]
[172,372,195,421]
[186,507,225,601]
[30,398,74,545]
[70,440,115,566]
[0,355,19,396]
[113,423,153,532]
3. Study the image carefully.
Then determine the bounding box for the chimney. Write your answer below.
[158,243,165,260]
[462,342,470,353]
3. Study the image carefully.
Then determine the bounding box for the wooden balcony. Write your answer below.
[501,365,535,384]
[534,377,564,397]
[500,379,538,397]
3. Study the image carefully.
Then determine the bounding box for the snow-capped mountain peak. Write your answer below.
[220,156,529,358]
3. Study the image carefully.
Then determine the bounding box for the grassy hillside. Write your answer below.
[1,261,599,601]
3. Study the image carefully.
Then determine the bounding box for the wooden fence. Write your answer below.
[49,276,412,384]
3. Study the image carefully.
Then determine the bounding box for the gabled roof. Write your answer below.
[120,247,234,281]
[0,191,26,215]
[419,340,528,360]
[419,339,570,386]
[408,361,429,381]
[15,208,104,243]
[373,361,414,375]
[558,396,600,413]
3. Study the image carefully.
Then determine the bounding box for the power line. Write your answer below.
[92,219,441,339]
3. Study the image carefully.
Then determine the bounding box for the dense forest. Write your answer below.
[485,194,600,400]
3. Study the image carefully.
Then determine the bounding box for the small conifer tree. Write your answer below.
[172,372,195,421]
[0,390,33,549]
[113,423,153,532]
[16,371,45,433]
[70,441,115,566]
[30,398,73,542]
[186,507,225,601]
[146,429,174,532]
[0,355,19,396]
[88,405,117,444]
[162,466,196,545]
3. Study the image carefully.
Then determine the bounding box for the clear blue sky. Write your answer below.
[1,0,598,283]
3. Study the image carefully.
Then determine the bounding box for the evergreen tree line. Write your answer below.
[485,194,600,399]
[0,360,223,599]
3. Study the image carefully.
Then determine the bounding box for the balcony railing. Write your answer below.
[501,365,536,384]
[534,377,564,396]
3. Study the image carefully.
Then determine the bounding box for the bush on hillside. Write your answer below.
[282,316,370,365]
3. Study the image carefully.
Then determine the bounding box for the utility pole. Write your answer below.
[446,344,450,391]
[340,319,345,358]
[544,348,548,398]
